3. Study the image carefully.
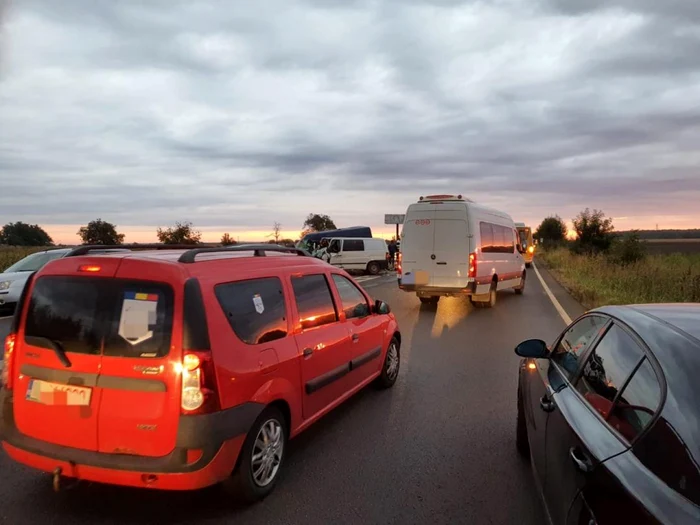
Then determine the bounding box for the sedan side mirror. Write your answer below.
[374,300,391,315]
[514,339,548,358]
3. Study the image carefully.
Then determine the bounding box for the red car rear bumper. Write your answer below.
[2,436,245,490]
[1,389,263,490]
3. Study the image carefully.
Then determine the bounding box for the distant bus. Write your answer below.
[297,226,372,252]
[514,223,534,268]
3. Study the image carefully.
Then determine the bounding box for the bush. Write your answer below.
[608,231,646,266]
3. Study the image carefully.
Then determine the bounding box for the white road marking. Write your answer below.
[532,262,572,326]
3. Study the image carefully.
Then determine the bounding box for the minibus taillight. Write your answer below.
[468,252,477,279]
[180,350,220,415]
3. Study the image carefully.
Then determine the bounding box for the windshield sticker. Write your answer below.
[118,292,159,345]
[253,294,265,314]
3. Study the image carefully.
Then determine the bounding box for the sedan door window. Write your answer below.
[574,325,646,434]
[550,315,608,379]
[608,357,661,442]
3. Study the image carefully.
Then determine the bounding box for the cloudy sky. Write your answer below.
[1,0,699,243]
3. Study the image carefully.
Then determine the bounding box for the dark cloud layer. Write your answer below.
[1,0,699,239]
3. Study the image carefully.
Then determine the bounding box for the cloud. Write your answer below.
[0,0,698,242]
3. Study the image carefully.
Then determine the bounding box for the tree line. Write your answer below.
[535,209,649,265]
[0,212,340,247]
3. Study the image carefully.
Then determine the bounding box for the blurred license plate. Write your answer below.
[26,379,92,406]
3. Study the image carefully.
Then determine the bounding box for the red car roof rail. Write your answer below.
[65,244,198,257]
[177,244,309,263]
[63,243,310,263]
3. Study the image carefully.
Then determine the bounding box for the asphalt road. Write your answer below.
[0,269,572,525]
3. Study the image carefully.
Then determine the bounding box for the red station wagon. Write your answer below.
[0,244,401,502]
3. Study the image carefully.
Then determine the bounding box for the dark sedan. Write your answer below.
[515,304,700,525]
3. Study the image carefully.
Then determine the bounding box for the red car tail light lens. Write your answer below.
[180,351,220,414]
[468,252,477,279]
[2,333,16,390]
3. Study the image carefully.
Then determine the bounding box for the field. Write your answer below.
[0,246,55,272]
[643,239,700,255]
[538,248,700,308]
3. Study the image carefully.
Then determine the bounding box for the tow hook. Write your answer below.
[52,467,62,492]
[52,464,80,492]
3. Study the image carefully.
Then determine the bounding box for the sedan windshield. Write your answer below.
[4,251,66,273]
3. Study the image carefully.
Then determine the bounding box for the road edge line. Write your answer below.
[532,263,572,325]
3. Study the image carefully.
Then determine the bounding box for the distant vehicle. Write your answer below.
[515,304,700,525]
[297,226,372,252]
[326,237,389,275]
[398,194,526,307]
[0,247,131,316]
[515,223,535,268]
[1,244,401,501]
[0,248,71,316]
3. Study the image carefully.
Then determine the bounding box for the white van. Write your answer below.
[398,194,526,307]
[326,237,389,275]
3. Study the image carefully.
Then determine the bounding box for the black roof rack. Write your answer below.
[177,244,310,263]
[63,243,310,263]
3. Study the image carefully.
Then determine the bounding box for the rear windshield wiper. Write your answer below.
[27,336,72,368]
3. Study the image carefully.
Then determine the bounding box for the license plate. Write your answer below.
[26,379,92,406]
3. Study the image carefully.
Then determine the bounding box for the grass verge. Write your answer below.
[537,248,700,308]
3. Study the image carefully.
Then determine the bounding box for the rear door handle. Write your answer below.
[539,395,555,413]
[303,348,313,358]
[569,447,594,473]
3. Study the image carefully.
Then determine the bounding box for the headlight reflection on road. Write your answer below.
[430,298,470,339]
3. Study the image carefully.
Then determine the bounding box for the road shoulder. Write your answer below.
[533,261,587,322]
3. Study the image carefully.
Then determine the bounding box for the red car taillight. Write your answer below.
[2,333,16,390]
[180,350,220,415]
[468,252,477,279]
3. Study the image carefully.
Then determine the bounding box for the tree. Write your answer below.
[302,213,336,234]
[220,233,236,246]
[77,218,125,245]
[534,215,567,245]
[156,221,202,245]
[0,222,53,246]
[572,208,614,254]
[271,222,282,243]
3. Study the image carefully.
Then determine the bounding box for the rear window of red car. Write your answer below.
[24,276,174,358]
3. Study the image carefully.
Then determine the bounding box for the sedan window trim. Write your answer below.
[602,318,668,447]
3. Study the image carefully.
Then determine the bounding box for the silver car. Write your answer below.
[0,248,71,316]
